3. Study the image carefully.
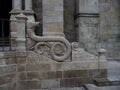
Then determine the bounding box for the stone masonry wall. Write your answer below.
[16,51,107,90]
[0,52,16,90]
[0,50,107,90]
[76,0,120,60]
[99,0,120,60]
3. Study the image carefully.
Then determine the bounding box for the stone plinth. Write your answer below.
[16,13,27,51]
[16,50,107,89]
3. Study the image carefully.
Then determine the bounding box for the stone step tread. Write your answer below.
[84,84,120,90]
[29,87,85,90]
[94,78,120,86]
[108,76,120,81]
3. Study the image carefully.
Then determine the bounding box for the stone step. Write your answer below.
[94,78,120,86]
[29,87,85,90]
[84,84,120,90]
[93,61,120,86]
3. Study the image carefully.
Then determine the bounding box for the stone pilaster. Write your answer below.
[15,13,27,51]
[75,0,100,54]
[25,0,32,10]
[42,0,64,36]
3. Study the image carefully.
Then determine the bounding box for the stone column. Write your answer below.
[76,0,99,54]
[12,0,22,11]
[24,0,34,21]
[16,13,27,51]
[42,0,64,36]
[24,0,35,50]
[25,0,32,11]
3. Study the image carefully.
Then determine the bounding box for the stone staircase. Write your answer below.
[84,61,120,90]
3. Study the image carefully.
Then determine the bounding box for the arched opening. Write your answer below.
[0,0,12,45]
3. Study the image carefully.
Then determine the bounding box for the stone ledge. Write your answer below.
[94,78,120,86]
[84,84,120,90]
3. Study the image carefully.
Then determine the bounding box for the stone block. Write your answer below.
[55,71,62,79]
[26,64,51,72]
[63,70,89,78]
[0,52,4,59]
[55,60,107,71]
[41,72,56,80]
[0,83,16,90]
[0,65,16,76]
[42,0,64,36]
[5,58,16,65]
[94,78,110,86]
[18,72,27,80]
[19,81,41,89]
[89,69,107,78]
[4,52,15,58]
[16,58,26,64]
[78,0,99,13]
[41,79,60,88]
[27,72,40,80]
[27,71,62,80]
[0,59,5,65]
[26,52,55,64]
[60,78,82,87]
[0,73,16,85]
[17,64,26,72]
[11,38,17,47]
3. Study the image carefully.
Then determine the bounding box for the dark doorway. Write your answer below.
[0,0,12,19]
[0,0,12,38]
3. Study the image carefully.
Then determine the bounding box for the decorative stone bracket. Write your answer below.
[27,21,72,62]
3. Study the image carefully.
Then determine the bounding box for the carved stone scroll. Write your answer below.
[27,21,71,62]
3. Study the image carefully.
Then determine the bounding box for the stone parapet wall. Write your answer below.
[99,0,120,60]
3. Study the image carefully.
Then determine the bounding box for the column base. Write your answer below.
[10,9,22,14]
[23,10,34,15]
